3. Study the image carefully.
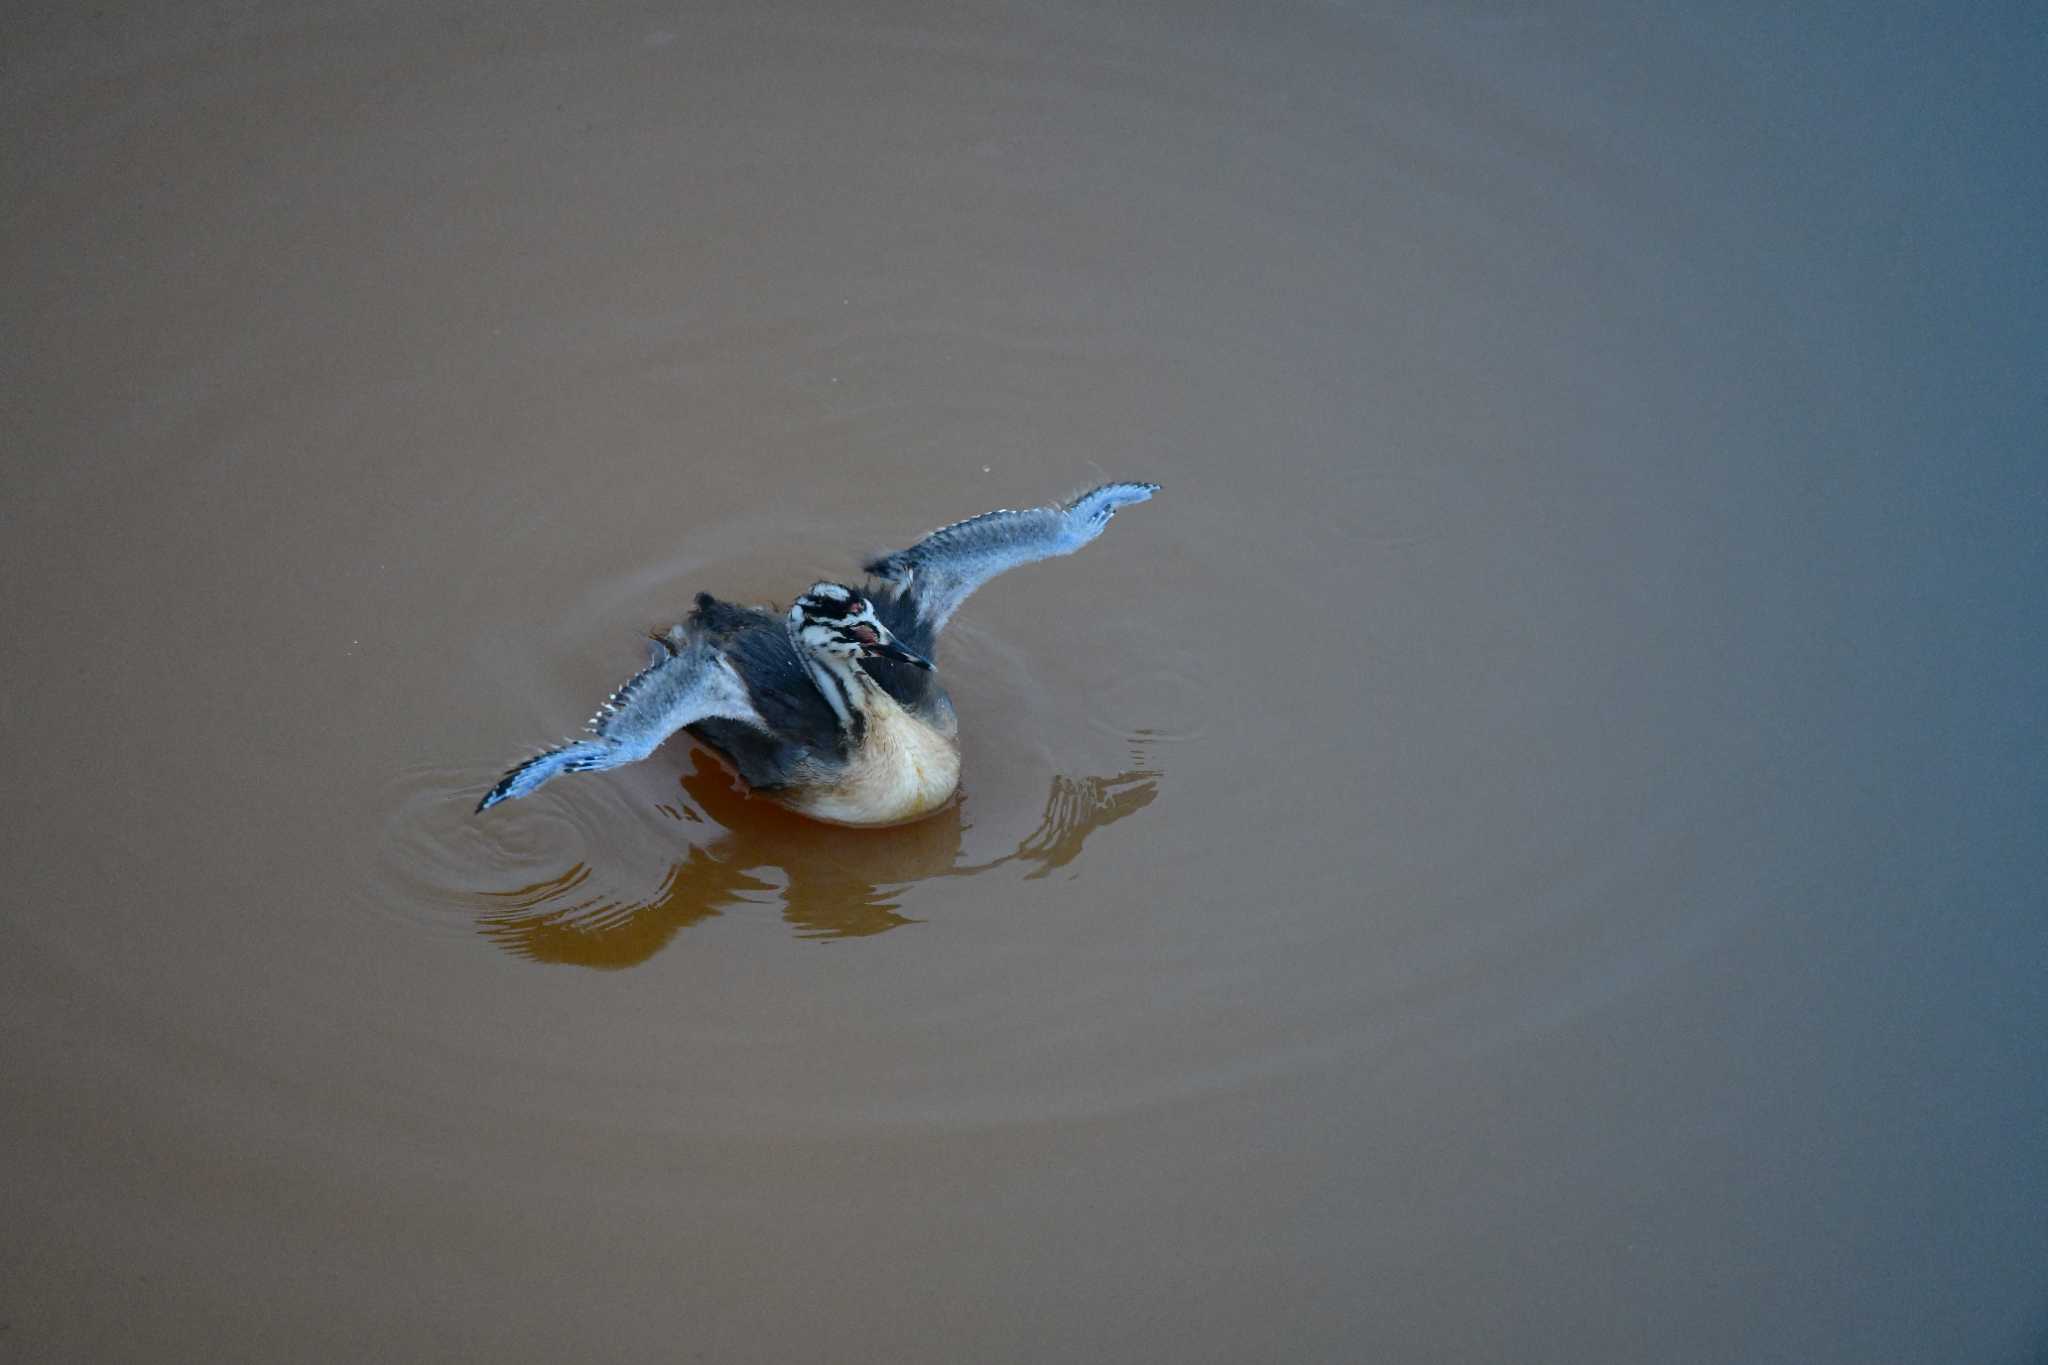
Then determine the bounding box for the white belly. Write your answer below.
[777,693,962,827]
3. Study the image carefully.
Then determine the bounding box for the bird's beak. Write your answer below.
[853,620,933,670]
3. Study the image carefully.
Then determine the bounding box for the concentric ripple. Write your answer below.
[370,530,1172,966]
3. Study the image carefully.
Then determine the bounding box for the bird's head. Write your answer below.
[789,584,933,670]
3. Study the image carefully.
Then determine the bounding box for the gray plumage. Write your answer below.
[478,481,1160,816]
[477,635,764,810]
[864,481,1161,632]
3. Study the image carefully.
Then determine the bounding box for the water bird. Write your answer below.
[477,482,1160,825]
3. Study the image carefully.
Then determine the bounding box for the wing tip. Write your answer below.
[475,774,519,813]
[475,741,589,813]
[1065,479,1161,511]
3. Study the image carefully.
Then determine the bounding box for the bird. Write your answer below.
[476,481,1160,826]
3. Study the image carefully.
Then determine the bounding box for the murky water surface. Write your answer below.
[6,3,2044,1360]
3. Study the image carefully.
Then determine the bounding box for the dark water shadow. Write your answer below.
[477,745,1160,968]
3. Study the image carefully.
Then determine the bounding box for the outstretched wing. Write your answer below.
[477,635,766,811]
[863,481,1160,634]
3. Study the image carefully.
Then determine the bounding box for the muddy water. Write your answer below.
[5,3,2044,1361]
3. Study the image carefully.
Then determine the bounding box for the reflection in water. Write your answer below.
[479,744,1160,967]
[955,756,1160,882]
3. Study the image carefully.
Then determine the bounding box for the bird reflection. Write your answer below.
[477,743,1159,968]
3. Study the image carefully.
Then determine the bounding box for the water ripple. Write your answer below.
[377,513,1172,965]
[371,737,1165,968]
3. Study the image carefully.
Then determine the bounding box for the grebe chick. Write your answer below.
[477,481,1159,826]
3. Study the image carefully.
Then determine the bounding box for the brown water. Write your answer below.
[6,3,2045,1361]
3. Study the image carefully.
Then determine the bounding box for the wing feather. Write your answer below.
[477,636,767,811]
[863,481,1159,632]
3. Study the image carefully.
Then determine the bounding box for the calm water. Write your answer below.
[5,3,2044,1361]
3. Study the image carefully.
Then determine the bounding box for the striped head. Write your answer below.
[789,584,933,670]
